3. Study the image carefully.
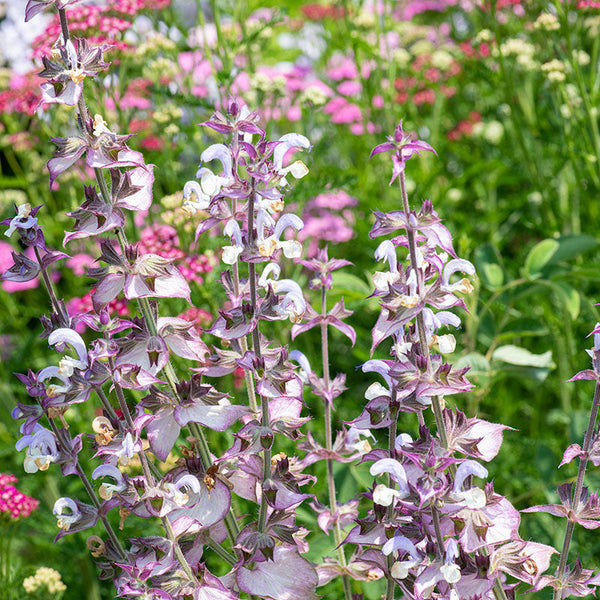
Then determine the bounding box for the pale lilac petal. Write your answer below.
[116,166,154,211]
[442,258,476,288]
[465,419,510,462]
[147,406,180,461]
[47,149,85,185]
[40,80,82,107]
[461,497,520,552]
[560,444,583,467]
[273,133,311,171]
[453,460,488,493]
[175,400,249,431]
[169,479,230,528]
[370,458,409,495]
[201,143,233,179]
[382,535,420,560]
[274,213,304,239]
[196,571,241,600]
[48,328,88,366]
[92,273,125,310]
[236,546,318,600]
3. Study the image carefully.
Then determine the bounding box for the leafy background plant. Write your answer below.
[2,0,600,597]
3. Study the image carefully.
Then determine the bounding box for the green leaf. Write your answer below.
[481,263,504,288]
[455,352,491,387]
[546,234,598,264]
[523,239,559,278]
[330,271,373,304]
[454,352,491,375]
[492,345,554,368]
[499,318,549,339]
[474,243,504,288]
[551,281,580,320]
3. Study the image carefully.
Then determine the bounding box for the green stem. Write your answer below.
[95,386,119,422]
[553,379,600,600]
[245,184,270,534]
[33,246,69,327]
[320,286,353,600]
[231,198,258,414]
[206,538,237,566]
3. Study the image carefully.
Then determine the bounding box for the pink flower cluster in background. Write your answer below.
[0,473,39,520]
[297,189,358,257]
[137,224,217,285]
[31,0,171,57]
[0,72,43,115]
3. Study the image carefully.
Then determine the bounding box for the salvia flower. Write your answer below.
[15,424,59,473]
[38,37,109,107]
[370,120,437,184]
[47,114,149,186]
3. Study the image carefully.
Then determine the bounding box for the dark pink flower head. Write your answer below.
[370,120,437,184]
[0,473,39,519]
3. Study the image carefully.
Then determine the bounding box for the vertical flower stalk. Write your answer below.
[344,121,556,600]
[291,247,357,599]
[523,325,600,599]
[182,100,323,599]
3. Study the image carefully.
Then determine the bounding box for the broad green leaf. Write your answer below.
[523,239,559,277]
[498,318,549,340]
[331,272,372,297]
[490,343,554,381]
[492,345,554,368]
[474,243,504,288]
[454,352,491,376]
[551,281,580,320]
[547,234,598,264]
[329,272,376,308]
[480,263,504,288]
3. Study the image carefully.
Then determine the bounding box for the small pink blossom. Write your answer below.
[327,56,358,81]
[0,473,39,519]
[337,80,362,96]
[330,102,362,124]
[66,253,95,277]
[372,94,385,109]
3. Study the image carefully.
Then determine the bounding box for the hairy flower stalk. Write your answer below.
[344,121,556,600]
[290,246,360,596]
[521,326,600,600]
[52,5,220,585]
[247,181,272,534]
[320,281,353,600]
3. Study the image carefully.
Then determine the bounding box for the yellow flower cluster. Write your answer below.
[138,32,176,57]
[496,38,537,70]
[23,567,66,594]
[533,13,560,31]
